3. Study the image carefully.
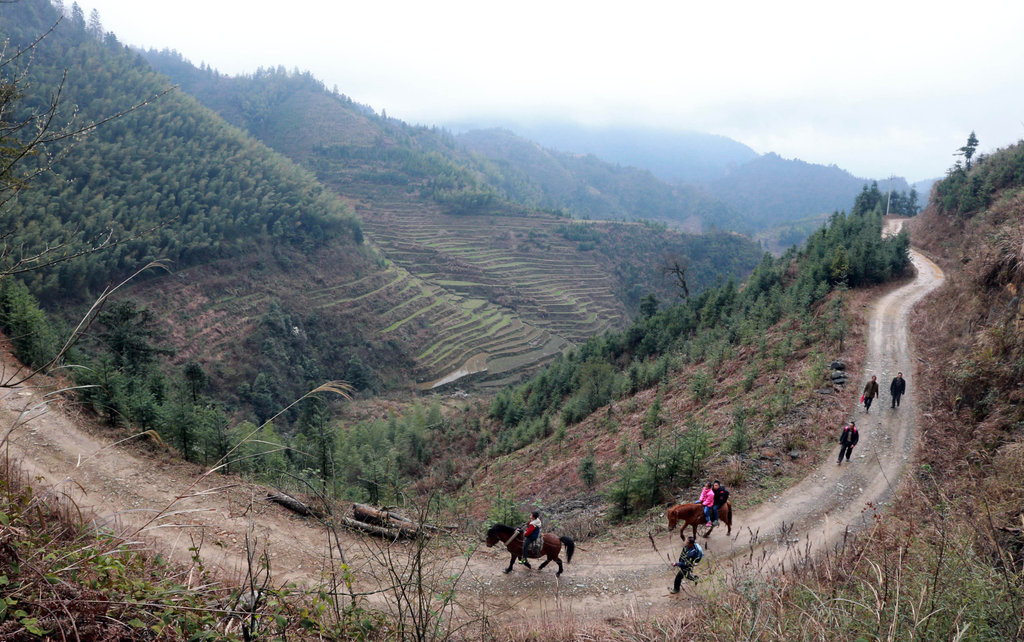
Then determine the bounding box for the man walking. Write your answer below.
[837,420,858,464]
[669,535,704,594]
[890,372,906,408]
[862,376,879,413]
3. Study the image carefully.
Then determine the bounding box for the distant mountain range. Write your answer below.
[449,120,929,238]
[447,121,759,184]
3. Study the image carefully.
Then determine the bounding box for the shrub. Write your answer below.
[578,449,597,488]
[0,278,60,369]
[725,406,751,454]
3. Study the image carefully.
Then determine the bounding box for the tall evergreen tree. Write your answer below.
[958,131,979,170]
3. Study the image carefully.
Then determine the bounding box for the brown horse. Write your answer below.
[667,502,732,539]
[485,524,575,576]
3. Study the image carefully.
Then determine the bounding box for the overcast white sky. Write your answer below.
[80,0,1024,182]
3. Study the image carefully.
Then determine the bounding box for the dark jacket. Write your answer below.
[712,486,730,508]
[676,542,704,567]
[840,424,859,446]
[863,380,879,399]
[890,376,906,397]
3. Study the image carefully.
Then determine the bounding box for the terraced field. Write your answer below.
[132,241,568,392]
[349,193,634,387]
[145,184,749,393]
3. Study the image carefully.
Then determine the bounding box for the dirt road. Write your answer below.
[1,227,944,624]
[462,226,946,617]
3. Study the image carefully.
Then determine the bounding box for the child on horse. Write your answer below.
[670,535,704,593]
[698,483,714,525]
[519,511,542,564]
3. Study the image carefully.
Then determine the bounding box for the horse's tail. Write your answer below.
[560,536,575,564]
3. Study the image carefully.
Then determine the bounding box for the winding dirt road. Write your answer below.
[1,224,945,625]
[459,234,946,618]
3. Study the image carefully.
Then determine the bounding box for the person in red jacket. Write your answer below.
[698,482,714,525]
[519,511,542,564]
[837,420,858,464]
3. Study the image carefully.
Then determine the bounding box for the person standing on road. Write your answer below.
[669,535,704,593]
[837,420,858,464]
[890,372,906,408]
[862,376,879,413]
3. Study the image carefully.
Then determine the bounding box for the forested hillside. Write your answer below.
[450,121,925,249]
[473,201,909,512]
[139,55,766,381]
[144,53,748,233]
[1,3,361,302]
[0,0,402,417]
[454,128,742,231]
[1,0,765,428]
[708,153,919,235]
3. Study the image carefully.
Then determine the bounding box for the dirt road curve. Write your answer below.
[458,226,946,616]
[1,224,944,622]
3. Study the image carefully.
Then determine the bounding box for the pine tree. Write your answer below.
[958,131,980,170]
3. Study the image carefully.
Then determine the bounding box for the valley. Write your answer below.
[1,225,942,628]
[2,2,1021,637]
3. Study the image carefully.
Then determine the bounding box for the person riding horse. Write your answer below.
[698,483,714,525]
[485,522,575,576]
[711,481,729,526]
[519,511,542,564]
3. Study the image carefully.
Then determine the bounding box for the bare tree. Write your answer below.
[661,254,690,299]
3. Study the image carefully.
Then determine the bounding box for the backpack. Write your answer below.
[690,543,704,564]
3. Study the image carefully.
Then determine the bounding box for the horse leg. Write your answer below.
[555,556,563,576]
[504,553,515,574]
[538,558,549,570]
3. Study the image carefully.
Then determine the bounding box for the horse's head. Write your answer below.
[485,524,509,548]
[667,506,678,531]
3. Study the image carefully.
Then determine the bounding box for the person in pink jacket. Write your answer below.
[698,483,714,525]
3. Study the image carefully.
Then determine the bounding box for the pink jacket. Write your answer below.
[699,487,714,507]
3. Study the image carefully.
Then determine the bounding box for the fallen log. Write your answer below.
[266,492,324,519]
[353,503,411,527]
[341,516,429,540]
[352,503,457,533]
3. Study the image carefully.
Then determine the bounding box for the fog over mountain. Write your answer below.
[447,120,759,184]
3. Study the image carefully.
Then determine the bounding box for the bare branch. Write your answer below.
[660,254,690,299]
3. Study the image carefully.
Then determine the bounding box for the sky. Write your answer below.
[78,0,1024,183]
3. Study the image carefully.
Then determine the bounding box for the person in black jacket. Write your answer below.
[669,536,704,593]
[890,372,906,408]
[862,376,879,413]
[837,420,858,464]
[710,480,729,526]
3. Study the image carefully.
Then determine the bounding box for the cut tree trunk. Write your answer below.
[266,492,324,519]
[341,516,427,540]
[352,503,456,533]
